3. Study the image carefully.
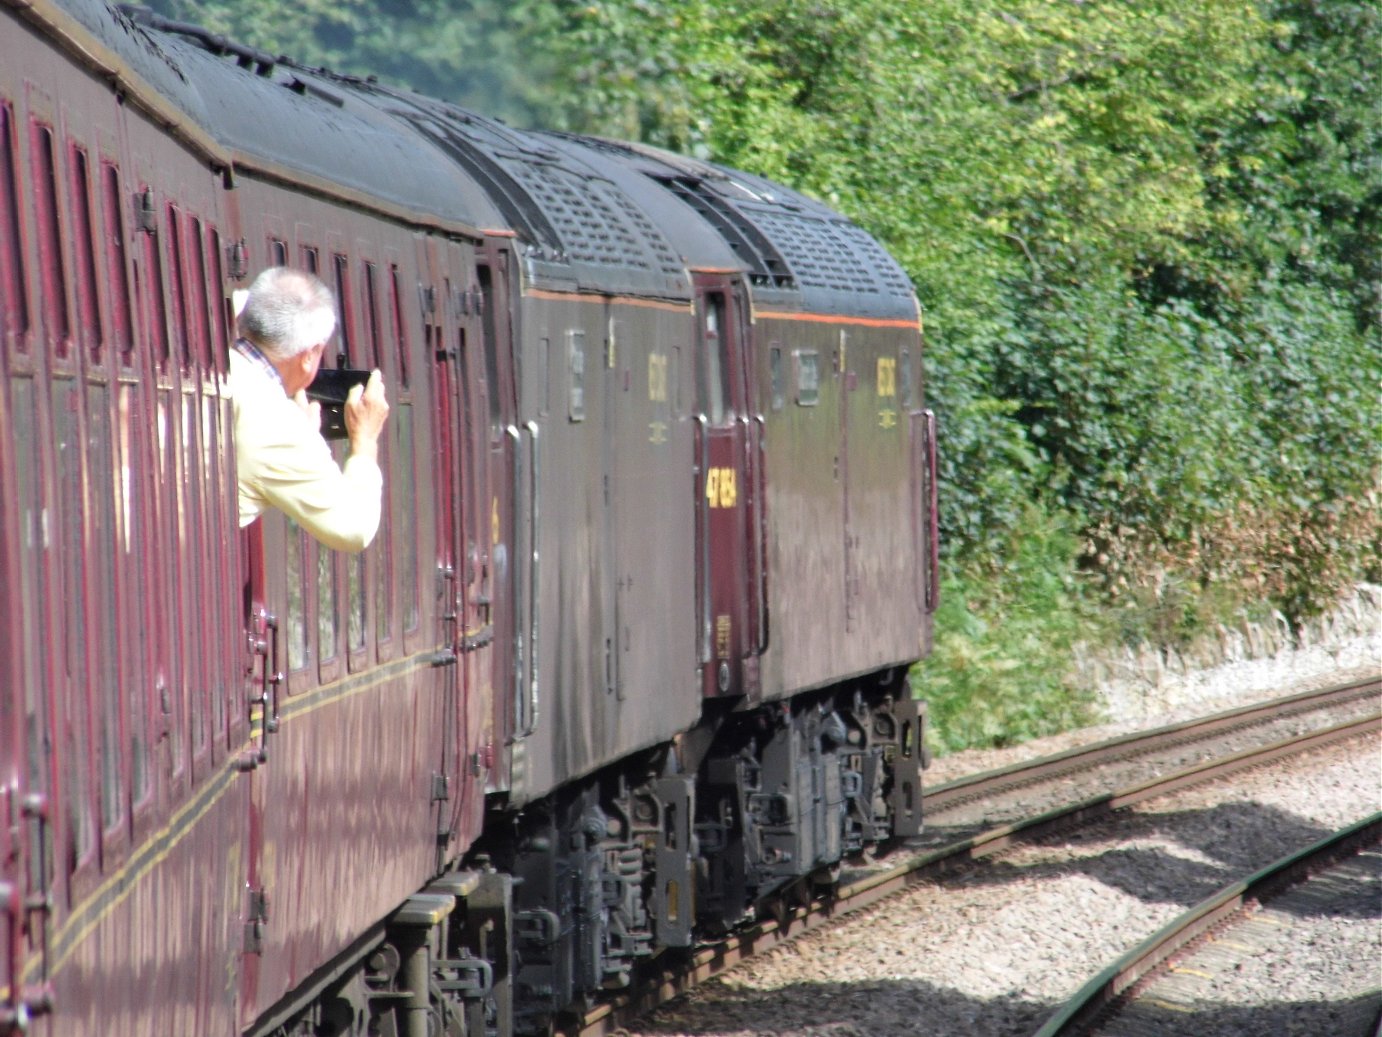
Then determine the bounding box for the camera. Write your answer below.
[305,367,371,440]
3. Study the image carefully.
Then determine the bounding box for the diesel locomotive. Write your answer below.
[0,1,939,1033]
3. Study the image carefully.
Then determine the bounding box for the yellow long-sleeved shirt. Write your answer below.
[229,348,382,553]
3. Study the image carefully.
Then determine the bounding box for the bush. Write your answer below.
[911,505,1101,754]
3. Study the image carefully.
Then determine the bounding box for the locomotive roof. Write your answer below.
[60,1,917,319]
[537,135,920,322]
[351,86,697,299]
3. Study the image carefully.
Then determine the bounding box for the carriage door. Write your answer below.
[693,274,765,700]
[423,245,468,869]
[448,253,493,852]
[476,250,521,778]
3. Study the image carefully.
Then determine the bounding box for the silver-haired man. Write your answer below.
[230,266,390,552]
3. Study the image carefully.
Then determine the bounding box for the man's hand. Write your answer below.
[345,369,389,462]
[292,388,323,429]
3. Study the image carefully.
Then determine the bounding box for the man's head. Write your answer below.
[239,267,337,395]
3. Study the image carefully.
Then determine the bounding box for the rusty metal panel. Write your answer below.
[507,293,699,806]
[754,315,927,704]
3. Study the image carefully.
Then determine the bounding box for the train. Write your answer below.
[0,1,939,1034]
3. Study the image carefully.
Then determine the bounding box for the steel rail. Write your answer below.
[565,699,1381,1037]
[1032,810,1382,1037]
[925,674,1381,813]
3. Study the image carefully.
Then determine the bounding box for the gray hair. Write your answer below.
[239,266,337,361]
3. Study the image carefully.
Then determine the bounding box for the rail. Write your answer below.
[1033,810,1382,1036]
[926,674,1381,812]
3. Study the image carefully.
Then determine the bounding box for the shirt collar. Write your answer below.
[234,337,284,389]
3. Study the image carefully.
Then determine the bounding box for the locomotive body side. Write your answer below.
[508,288,701,803]
[754,308,933,701]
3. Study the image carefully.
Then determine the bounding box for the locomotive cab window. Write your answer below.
[700,293,730,422]
[568,329,585,422]
[794,349,820,406]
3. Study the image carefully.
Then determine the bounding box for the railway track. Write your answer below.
[922,673,1381,821]
[562,675,1381,1037]
[1034,811,1382,1037]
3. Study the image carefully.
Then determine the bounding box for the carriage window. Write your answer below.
[318,539,339,663]
[102,163,133,361]
[166,206,191,370]
[32,123,70,354]
[198,396,229,751]
[302,245,318,275]
[69,146,102,364]
[51,382,82,685]
[0,104,29,348]
[333,254,354,366]
[181,395,208,762]
[286,521,308,671]
[47,376,103,858]
[114,382,150,809]
[270,238,287,267]
[151,392,183,786]
[86,387,122,833]
[900,348,915,409]
[336,254,367,654]
[363,261,382,370]
[396,403,419,633]
[46,378,97,862]
[389,264,409,387]
[374,444,393,647]
[138,213,171,370]
[188,217,214,371]
[13,381,50,887]
[348,549,366,654]
[207,228,228,374]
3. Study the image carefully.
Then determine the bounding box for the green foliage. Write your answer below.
[911,505,1100,753]
[1209,1,1382,333]
[139,0,570,124]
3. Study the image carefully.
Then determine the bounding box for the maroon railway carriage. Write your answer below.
[1,1,505,1033]
[1,2,938,1036]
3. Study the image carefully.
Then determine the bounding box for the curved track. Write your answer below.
[1034,811,1382,1036]
[564,676,1382,1036]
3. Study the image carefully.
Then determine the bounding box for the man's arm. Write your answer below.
[236,369,389,554]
